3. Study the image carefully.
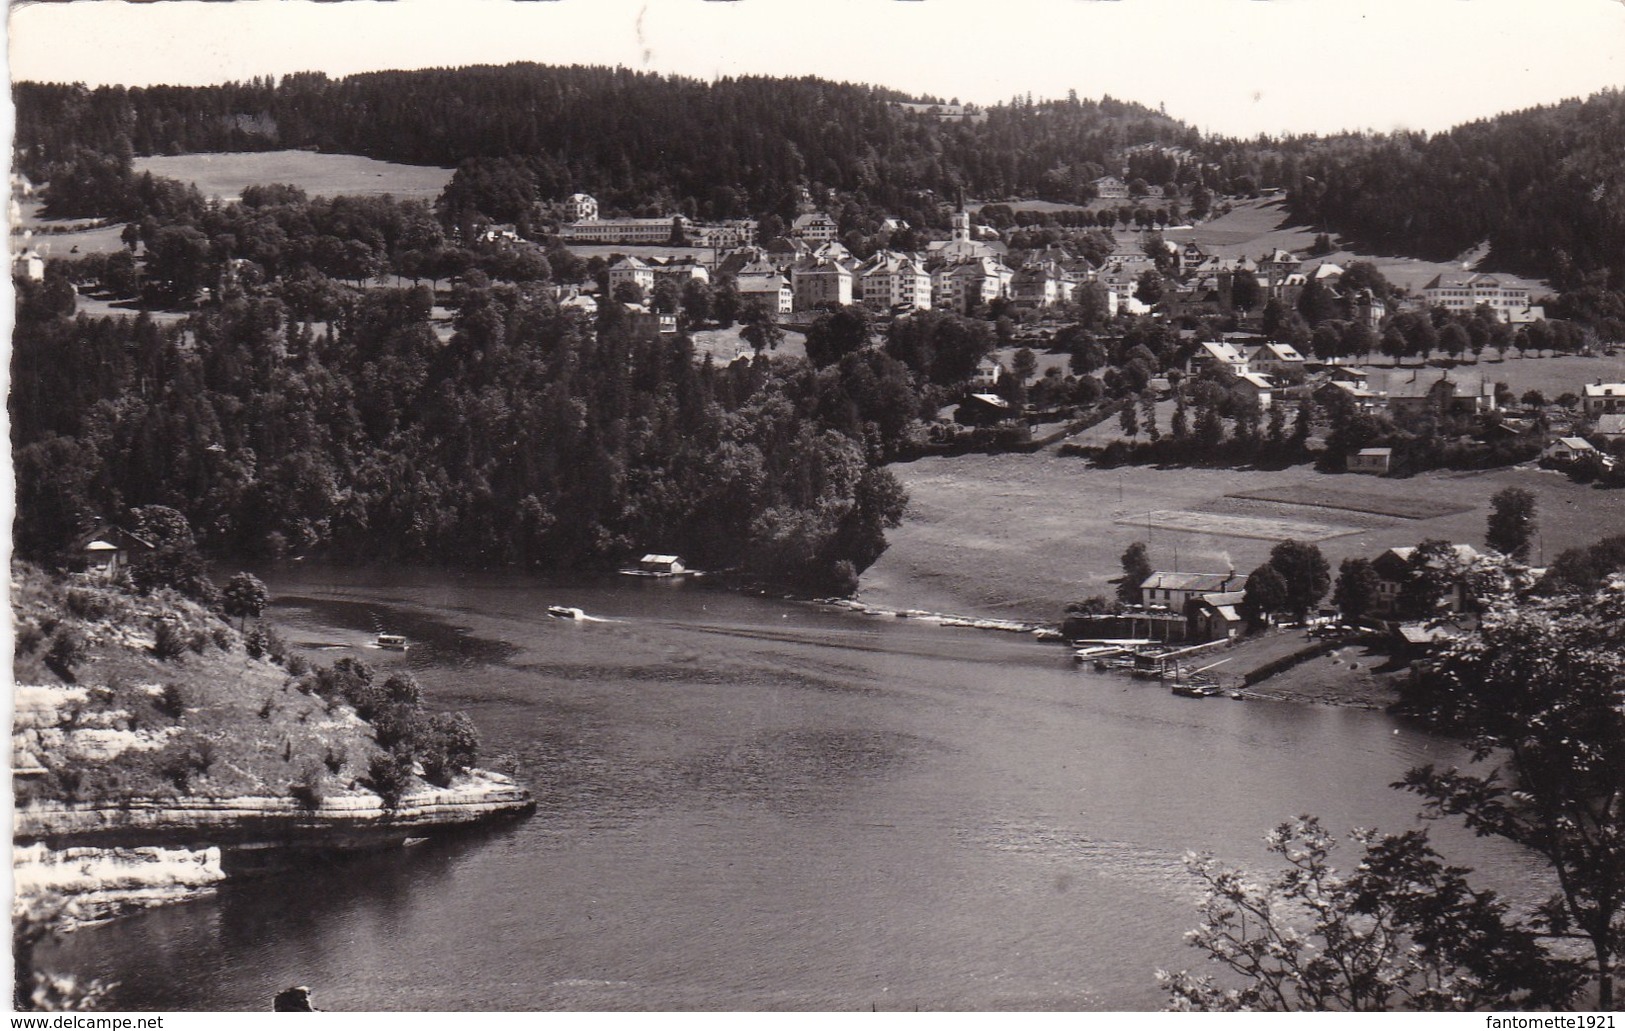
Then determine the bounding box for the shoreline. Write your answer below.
[14,772,535,924]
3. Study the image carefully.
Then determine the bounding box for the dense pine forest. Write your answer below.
[12,65,1206,229]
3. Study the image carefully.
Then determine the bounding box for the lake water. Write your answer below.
[46,567,1548,1011]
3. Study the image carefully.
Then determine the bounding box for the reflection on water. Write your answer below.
[46,566,1552,1011]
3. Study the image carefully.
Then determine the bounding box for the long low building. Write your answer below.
[563,217,691,245]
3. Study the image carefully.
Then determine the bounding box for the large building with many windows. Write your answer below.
[1420,271,1533,322]
[563,216,690,245]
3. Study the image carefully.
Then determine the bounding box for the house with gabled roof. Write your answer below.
[1260,249,1301,296]
[1234,372,1275,408]
[857,251,932,312]
[1139,570,1249,611]
[790,212,839,243]
[1595,413,1625,444]
[1247,341,1306,378]
[1370,544,1484,616]
[1091,176,1130,200]
[1189,590,1247,641]
[762,236,811,265]
[931,256,1013,313]
[789,256,853,311]
[1583,381,1625,418]
[736,268,792,314]
[1189,340,1250,377]
[1384,370,1495,420]
[607,256,655,297]
[1544,436,1597,464]
[77,525,155,581]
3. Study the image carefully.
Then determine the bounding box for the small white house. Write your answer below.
[1545,437,1597,464]
[1235,372,1275,409]
[639,554,685,574]
[971,357,1003,389]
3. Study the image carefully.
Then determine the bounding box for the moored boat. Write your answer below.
[1171,682,1222,698]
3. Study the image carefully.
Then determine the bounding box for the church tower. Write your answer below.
[951,189,971,243]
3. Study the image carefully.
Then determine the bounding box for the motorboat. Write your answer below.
[376,633,409,650]
[547,605,586,620]
[1171,682,1222,698]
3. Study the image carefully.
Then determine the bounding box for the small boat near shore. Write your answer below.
[375,633,409,650]
[1171,682,1222,698]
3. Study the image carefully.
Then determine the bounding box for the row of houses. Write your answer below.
[562,189,1546,336]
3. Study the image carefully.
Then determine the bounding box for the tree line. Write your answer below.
[12,271,917,593]
[17,67,1624,321]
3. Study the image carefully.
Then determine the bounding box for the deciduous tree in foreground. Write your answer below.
[1158,817,1583,1011]
[1397,586,1625,1008]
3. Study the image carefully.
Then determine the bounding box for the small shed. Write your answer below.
[1349,447,1392,475]
[639,554,685,575]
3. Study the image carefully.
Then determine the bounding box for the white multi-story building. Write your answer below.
[1421,271,1533,322]
[737,272,792,315]
[931,256,1013,313]
[607,256,655,297]
[563,217,690,245]
[858,252,931,311]
[1092,176,1130,200]
[790,257,854,311]
[791,212,840,244]
[564,193,599,222]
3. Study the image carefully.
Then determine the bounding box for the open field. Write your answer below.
[132,150,453,203]
[859,452,1625,621]
[987,345,1071,378]
[1355,354,1625,401]
[13,198,130,257]
[1225,485,1472,520]
[567,244,719,263]
[1159,198,1547,295]
[1121,509,1361,543]
[971,199,1095,215]
[689,324,807,363]
[72,292,188,326]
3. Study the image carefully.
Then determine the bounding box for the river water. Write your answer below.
[47,567,1548,1011]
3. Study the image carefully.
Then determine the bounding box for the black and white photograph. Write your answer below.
[7,0,1625,1015]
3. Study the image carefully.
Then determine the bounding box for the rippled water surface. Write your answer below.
[49,567,1548,1010]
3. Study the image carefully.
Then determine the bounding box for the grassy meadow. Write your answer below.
[859,451,1625,621]
[131,150,454,203]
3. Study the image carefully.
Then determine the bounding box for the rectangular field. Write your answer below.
[132,151,454,203]
[1225,486,1473,520]
[1115,509,1360,542]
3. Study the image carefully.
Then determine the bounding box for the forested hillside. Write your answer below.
[1281,91,1625,291]
[11,276,912,593]
[12,65,1202,227]
[17,67,1624,291]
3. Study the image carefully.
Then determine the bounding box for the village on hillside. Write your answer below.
[10,44,1625,1012]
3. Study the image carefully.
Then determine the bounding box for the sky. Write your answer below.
[5,0,1625,138]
